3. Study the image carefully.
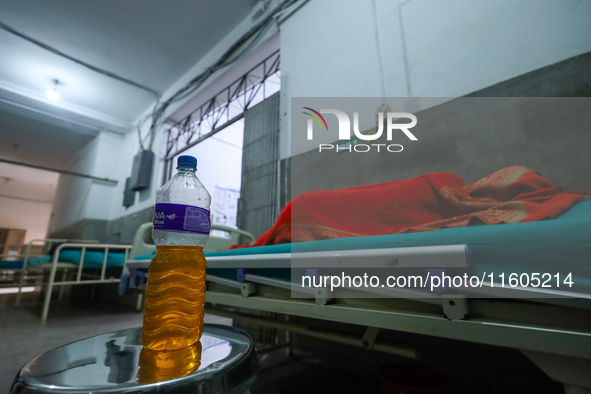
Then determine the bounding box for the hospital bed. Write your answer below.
[125,200,591,391]
[0,238,101,292]
[0,224,256,324]
[0,238,132,323]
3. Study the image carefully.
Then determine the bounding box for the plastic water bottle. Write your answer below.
[142,155,211,351]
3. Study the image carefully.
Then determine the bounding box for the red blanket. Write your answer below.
[237,166,589,247]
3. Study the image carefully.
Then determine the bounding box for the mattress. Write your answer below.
[0,250,127,270]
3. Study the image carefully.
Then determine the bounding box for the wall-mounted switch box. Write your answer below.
[123,177,135,208]
[129,150,154,191]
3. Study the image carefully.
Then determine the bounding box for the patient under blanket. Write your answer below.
[237,165,589,247]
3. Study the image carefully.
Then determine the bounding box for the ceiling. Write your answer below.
[0,0,257,170]
[0,98,96,168]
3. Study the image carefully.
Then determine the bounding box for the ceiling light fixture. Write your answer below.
[46,79,60,101]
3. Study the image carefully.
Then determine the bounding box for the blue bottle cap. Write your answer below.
[177,155,197,169]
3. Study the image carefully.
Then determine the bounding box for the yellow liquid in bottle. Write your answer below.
[137,341,202,384]
[141,245,206,351]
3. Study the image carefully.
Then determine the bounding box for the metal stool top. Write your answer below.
[11,324,257,394]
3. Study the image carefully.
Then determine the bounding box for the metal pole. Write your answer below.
[15,240,32,307]
[205,307,417,359]
[0,157,118,185]
[41,246,62,324]
[76,248,86,282]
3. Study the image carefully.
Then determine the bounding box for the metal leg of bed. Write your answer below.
[41,243,131,324]
[41,255,60,324]
[15,241,33,307]
[16,239,69,307]
[58,269,68,301]
[206,305,417,359]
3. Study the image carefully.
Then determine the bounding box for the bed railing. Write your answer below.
[14,238,98,304]
[40,243,132,323]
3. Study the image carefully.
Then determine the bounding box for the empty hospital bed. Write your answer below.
[0,238,133,323]
[125,199,591,390]
[1,238,104,293]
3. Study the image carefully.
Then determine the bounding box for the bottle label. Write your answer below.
[153,203,211,234]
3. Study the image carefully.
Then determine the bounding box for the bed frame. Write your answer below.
[6,238,132,323]
[128,253,591,391]
[125,222,591,392]
[1,239,93,290]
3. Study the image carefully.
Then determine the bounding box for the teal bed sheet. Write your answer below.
[135,200,591,287]
[212,199,591,286]
[0,250,127,270]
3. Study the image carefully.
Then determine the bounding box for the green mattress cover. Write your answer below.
[1,251,127,270]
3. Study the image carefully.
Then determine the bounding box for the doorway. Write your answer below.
[172,119,245,234]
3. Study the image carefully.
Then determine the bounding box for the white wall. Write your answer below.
[85,132,127,219]
[0,162,58,243]
[49,131,126,232]
[0,196,53,243]
[49,123,169,236]
[49,136,98,232]
[279,0,591,158]
[400,0,591,97]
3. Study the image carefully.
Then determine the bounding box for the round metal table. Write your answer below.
[11,324,257,394]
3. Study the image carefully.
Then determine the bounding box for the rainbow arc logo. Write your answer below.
[302,107,328,131]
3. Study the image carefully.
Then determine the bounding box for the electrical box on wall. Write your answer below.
[122,177,135,208]
[129,150,154,191]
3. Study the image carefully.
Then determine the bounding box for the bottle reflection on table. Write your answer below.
[105,339,137,383]
[137,341,202,384]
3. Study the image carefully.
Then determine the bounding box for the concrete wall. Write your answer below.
[48,128,163,242]
[279,0,591,159]
[105,205,153,244]
[49,135,100,234]
[48,131,128,241]
[291,96,591,198]
[48,218,108,243]
[288,52,591,198]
